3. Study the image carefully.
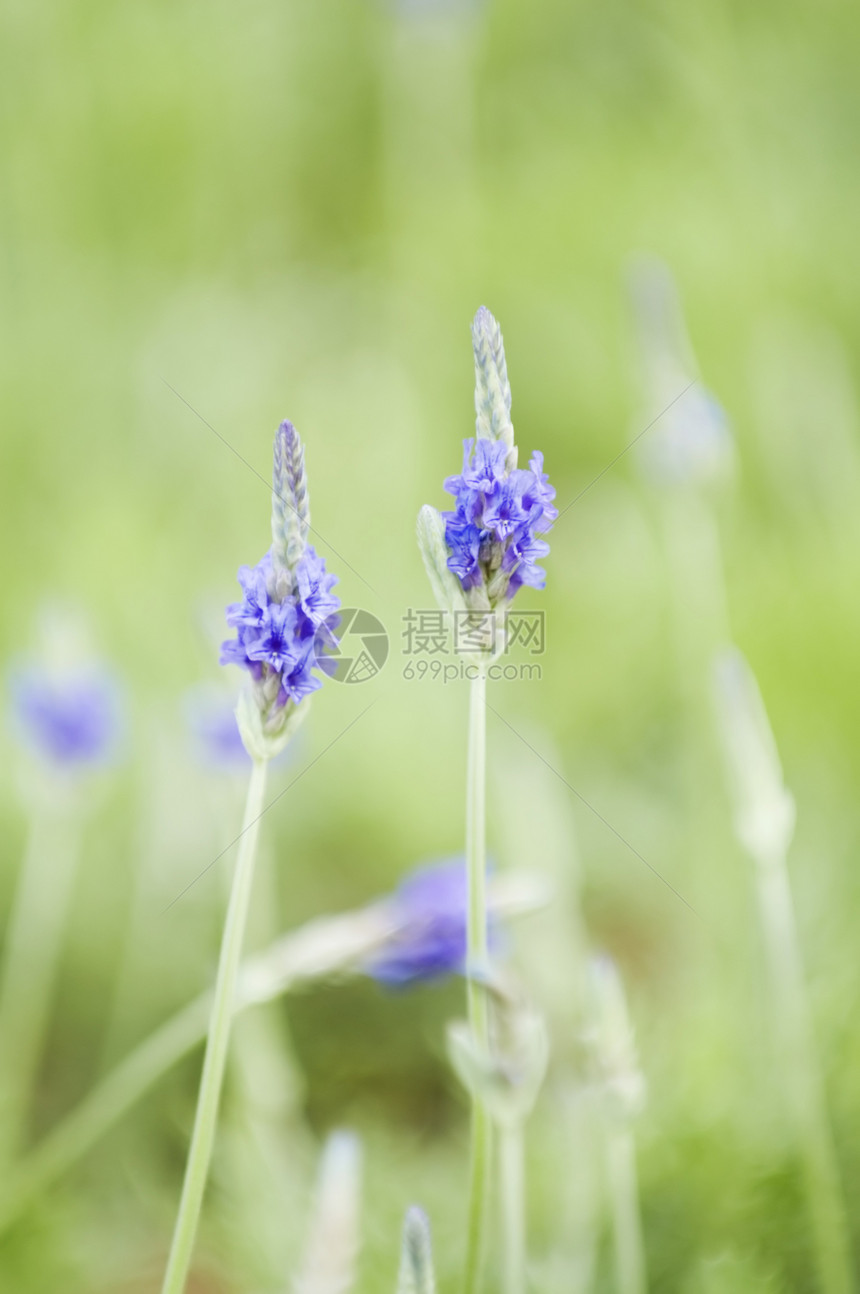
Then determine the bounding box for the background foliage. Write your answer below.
[1,0,859,1290]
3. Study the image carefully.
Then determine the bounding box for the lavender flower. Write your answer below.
[443,442,556,596]
[294,546,341,636]
[8,664,123,768]
[418,308,556,628]
[366,859,497,987]
[220,420,340,758]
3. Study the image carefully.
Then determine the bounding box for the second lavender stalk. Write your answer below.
[418,306,557,1294]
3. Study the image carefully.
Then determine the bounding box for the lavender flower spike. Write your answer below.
[271,418,310,576]
[221,418,339,760]
[472,305,514,453]
[418,307,557,636]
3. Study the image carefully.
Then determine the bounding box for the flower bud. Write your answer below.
[294,1130,362,1294]
[396,1206,436,1294]
[712,649,796,865]
[416,505,468,616]
[583,955,646,1122]
[448,978,549,1128]
[472,305,515,453]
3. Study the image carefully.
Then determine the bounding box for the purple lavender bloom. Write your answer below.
[504,525,551,593]
[482,473,532,541]
[221,549,338,699]
[366,859,498,987]
[9,666,123,767]
[246,601,301,674]
[226,560,271,632]
[220,419,340,740]
[445,438,508,507]
[445,518,484,589]
[432,309,556,605]
[294,546,341,636]
[219,633,260,676]
[522,451,558,531]
[276,638,323,705]
[441,439,555,600]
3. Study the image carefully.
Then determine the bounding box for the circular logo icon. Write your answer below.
[315,608,389,684]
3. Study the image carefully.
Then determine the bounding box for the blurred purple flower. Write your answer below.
[366,859,497,987]
[9,665,124,767]
[184,688,250,770]
[185,686,302,772]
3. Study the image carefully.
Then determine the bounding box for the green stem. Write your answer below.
[606,1124,646,1294]
[0,995,209,1230]
[227,835,304,1131]
[160,757,268,1294]
[0,903,392,1232]
[499,1122,525,1294]
[756,853,854,1294]
[463,668,491,1294]
[0,809,81,1162]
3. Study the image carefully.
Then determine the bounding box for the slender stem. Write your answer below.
[0,996,209,1231]
[227,835,304,1130]
[466,670,488,1011]
[499,1122,525,1294]
[606,1124,646,1294]
[160,757,268,1294]
[0,808,81,1162]
[464,1103,490,1294]
[463,667,491,1294]
[0,903,392,1231]
[755,852,853,1294]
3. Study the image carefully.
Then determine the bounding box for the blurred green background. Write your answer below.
[2,0,860,1290]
